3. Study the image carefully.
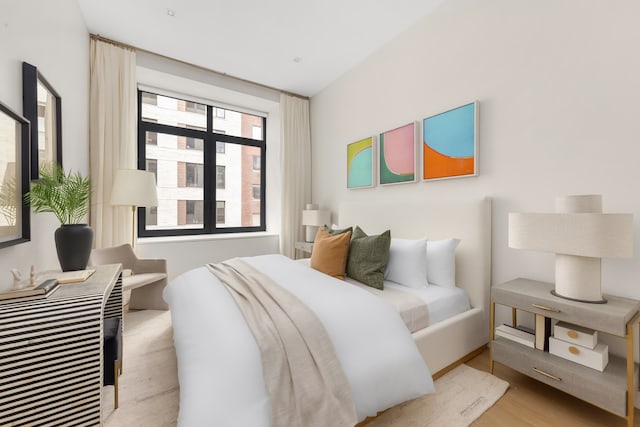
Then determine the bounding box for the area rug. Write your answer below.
[366,364,509,427]
[103,309,179,426]
[103,310,507,427]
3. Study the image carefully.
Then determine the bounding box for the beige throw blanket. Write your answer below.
[207,258,357,427]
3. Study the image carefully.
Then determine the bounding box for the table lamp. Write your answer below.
[301,204,330,243]
[509,195,633,303]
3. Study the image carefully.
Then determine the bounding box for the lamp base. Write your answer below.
[305,226,318,243]
[550,290,607,304]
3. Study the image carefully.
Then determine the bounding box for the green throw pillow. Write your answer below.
[346,226,391,290]
[321,224,353,236]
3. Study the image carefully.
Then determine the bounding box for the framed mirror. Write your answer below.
[0,100,30,248]
[22,62,62,180]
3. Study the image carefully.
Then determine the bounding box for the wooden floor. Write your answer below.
[467,348,640,426]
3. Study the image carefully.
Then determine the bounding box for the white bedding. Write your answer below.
[382,280,471,326]
[164,254,434,426]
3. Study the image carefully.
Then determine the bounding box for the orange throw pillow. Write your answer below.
[310,228,352,280]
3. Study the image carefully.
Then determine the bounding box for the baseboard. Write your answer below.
[432,344,488,380]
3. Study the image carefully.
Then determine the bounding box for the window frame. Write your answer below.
[137,90,266,237]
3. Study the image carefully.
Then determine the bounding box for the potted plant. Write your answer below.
[25,163,93,271]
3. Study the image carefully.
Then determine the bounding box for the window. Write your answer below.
[252,125,262,140]
[186,200,204,224]
[138,90,266,237]
[146,159,157,183]
[141,92,157,106]
[185,101,206,114]
[186,137,203,151]
[216,201,225,224]
[186,163,204,188]
[147,207,158,226]
[216,165,225,189]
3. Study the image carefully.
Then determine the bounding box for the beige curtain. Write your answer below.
[280,94,311,258]
[89,39,137,249]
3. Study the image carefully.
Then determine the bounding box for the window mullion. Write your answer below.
[204,106,214,233]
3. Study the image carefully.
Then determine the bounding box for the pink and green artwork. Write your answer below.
[379,122,416,185]
[347,137,374,189]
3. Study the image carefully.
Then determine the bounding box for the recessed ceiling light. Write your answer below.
[167,9,175,17]
[293,57,302,63]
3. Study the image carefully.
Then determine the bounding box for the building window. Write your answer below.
[216,201,225,224]
[146,159,157,183]
[138,90,266,236]
[186,163,204,188]
[185,101,206,114]
[186,137,203,151]
[147,207,158,226]
[252,125,262,140]
[142,92,157,106]
[216,165,225,189]
[186,200,204,224]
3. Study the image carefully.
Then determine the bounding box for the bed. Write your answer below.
[164,198,491,426]
[338,198,492,375]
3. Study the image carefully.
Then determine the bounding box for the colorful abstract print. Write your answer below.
[423,102,476,180]
[347,137,374,188]
[380,123,415,185]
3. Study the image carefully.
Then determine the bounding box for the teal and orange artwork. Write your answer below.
[347,137,374,189]
[423,101,477,180]
[380,123,416,185]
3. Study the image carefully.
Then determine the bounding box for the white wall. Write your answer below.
[311,0,640,298]
[0,0,89,289]
[137,233,279,280]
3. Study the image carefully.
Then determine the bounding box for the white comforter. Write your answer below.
[164,254,434,426]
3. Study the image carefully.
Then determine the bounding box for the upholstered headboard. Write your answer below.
[338,198,492,315]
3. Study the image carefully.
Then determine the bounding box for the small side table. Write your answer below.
[294,241,314,259]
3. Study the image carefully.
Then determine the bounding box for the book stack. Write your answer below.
[495,324,535,348]
[0,279,60,303]
[534,314,552,351]
[549,321,609,371]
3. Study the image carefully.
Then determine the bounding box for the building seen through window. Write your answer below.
[138,90,265,236]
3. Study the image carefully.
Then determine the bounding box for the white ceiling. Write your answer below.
[77,0,444,97]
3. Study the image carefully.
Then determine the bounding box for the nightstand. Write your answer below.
[490,278,640,427]
[294,241,314,258]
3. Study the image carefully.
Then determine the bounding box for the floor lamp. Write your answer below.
[110,169,158,247]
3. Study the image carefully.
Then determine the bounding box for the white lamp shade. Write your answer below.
[302,209,330,227]
[110,169,158,207]
[508,212,633,258]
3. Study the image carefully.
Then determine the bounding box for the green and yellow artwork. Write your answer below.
[347,137,374,189]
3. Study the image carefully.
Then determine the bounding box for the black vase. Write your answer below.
[55,224,94,271]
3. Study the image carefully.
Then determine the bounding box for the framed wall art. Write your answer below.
[23,62,62,180]
[379,122,417,185]
[0,100,31,248]
[347,136,375,189]
[423,101,478,181]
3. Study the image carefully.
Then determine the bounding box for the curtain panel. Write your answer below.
[89,39,137,249]
[280,94,312,258]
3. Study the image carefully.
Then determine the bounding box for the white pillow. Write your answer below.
[384,238,429,288]
[426,238,460,288]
